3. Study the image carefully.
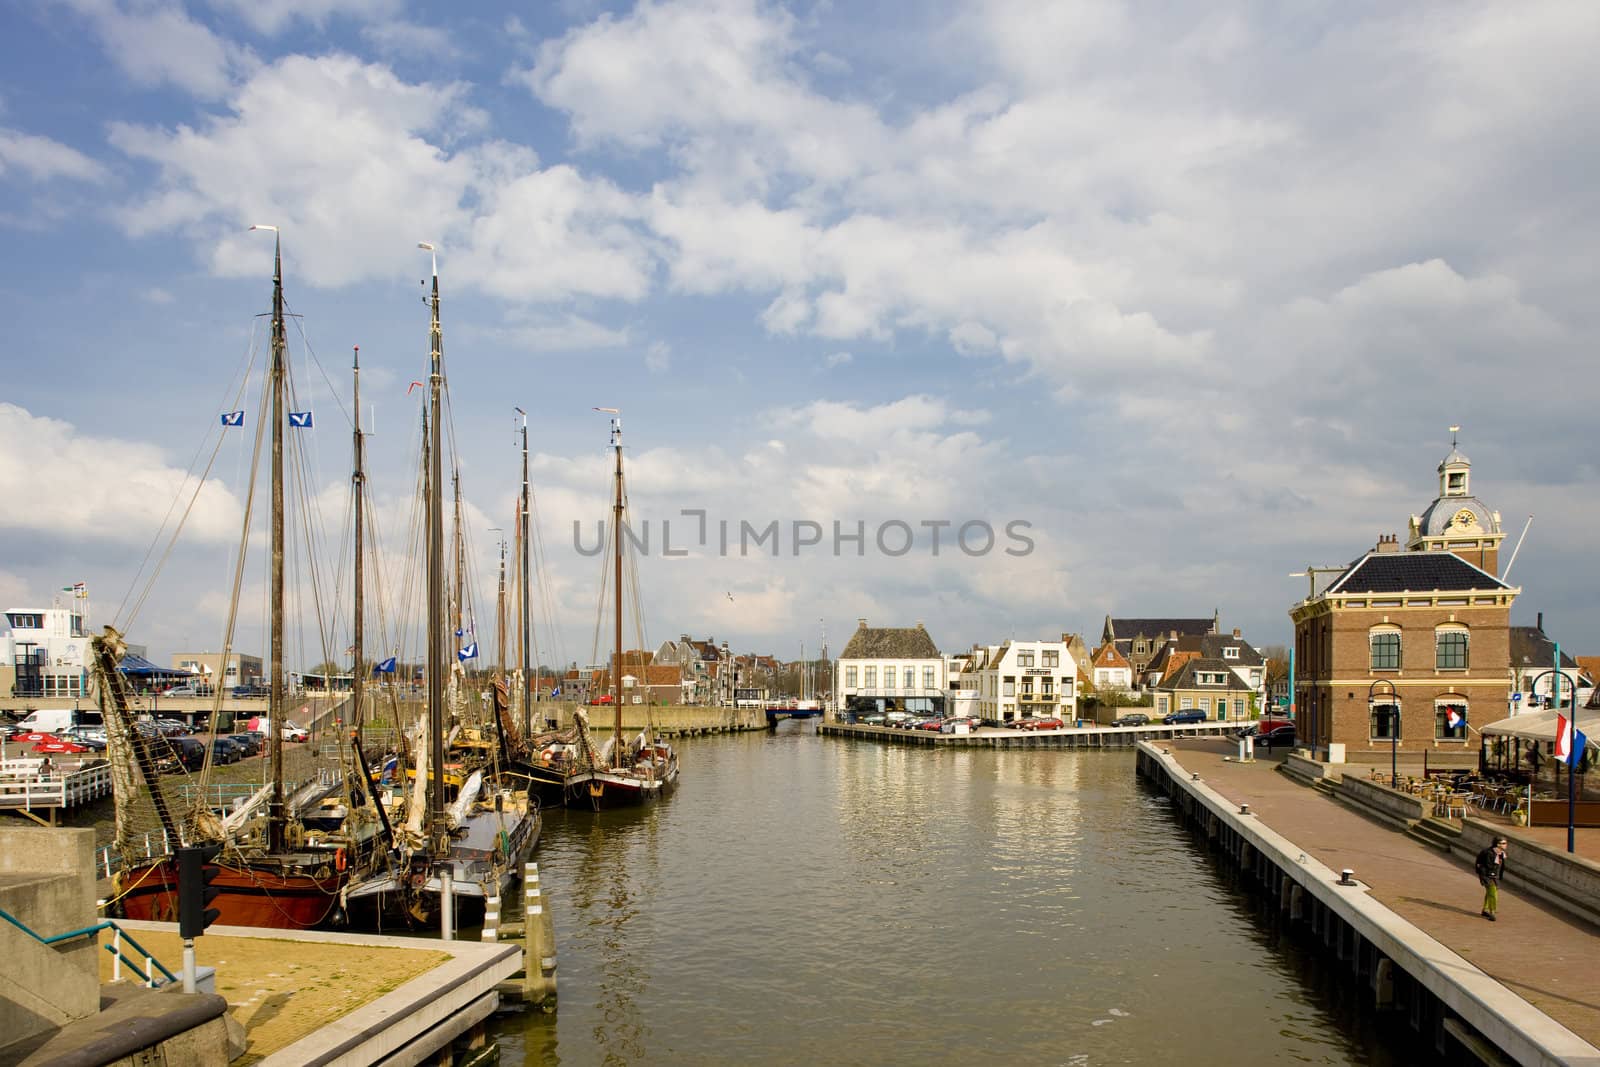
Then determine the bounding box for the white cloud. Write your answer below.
[60,0,252,99]
[206,0,399,35]
[0,128,110,182]
[0,403,243,546]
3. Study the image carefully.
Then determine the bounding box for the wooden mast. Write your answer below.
[611,414,624,766]
[267,230,288,855]
[423,243,447,855]
[520,413,533,731]
[351,346,365,734]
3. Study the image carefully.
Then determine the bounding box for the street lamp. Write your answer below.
[1370,679,1400,789]
[1528,663,1579,853]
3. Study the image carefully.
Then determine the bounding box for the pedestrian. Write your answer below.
[1475,835,1508,921]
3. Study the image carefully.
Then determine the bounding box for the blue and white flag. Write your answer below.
[1556,714,1588,767]
[373,656,397,674]
[288,411,313,428]
[454,628,465,638]
[221,410,245,427]
[550,686,561,697]
[458,642,478,662]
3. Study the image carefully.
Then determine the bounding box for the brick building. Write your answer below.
[1289,444,1518,760]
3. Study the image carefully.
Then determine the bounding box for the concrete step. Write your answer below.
[1311,777,1338,798]
[1406,816,1462,853]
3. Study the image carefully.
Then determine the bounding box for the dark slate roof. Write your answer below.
[1325,551,1510,595]
[1510,626,1583,672]
[1109,617,1215,640]
[1160,658,1252,692]
[839,622,941,659]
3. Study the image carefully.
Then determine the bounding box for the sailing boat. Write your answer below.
[101,229,352,929]
[342,244,538,929]
[565,412,680,810]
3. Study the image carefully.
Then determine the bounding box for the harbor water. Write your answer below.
[495,723,1436,1064]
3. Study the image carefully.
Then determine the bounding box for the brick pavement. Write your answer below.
[1167,738,1600,1048]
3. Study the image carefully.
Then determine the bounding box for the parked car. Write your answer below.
[60,727,107,751]
[154,718,191,737]
[162,737,206,771]
[164,684,200,697]
[232,684,270,698]
[591,694,615,705]
[1112,712,1150,727]
[226,734,260,757]
[1257,724,1297,747]
[1020,717,1064,731]
[1163,709,1207,725]
[915,717,946,731]
[280,724,310,742]
[209,737,242,764]
[859,713,888,726]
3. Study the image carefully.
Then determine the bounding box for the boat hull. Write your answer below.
[114,855,343,930]
[565,767,668,810]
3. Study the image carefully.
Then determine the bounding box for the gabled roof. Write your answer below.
[1325,550,1511,595]
[1160,657,1252,692]
[1160,651,1199,685]
[1091,643,1131,670]
[1151,633,1266,667]
[1510,626,1583,674]
[839,621,941,659]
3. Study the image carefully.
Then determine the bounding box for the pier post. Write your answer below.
[1289,884,1304,922]
[523,861,558,1006]
[441,866,455,942]
[1374,958,1395,1008]
[481,893,500,943]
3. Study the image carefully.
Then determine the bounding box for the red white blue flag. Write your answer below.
[1555,714,1588,767]
[1446,707,1464,730]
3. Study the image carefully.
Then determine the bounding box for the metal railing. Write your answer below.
[0,907,177,987]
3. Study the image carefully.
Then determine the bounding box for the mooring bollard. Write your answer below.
[522,862,558,1006]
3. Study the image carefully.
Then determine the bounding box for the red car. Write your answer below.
[915,718,946,731]
[591,694,615,705]
[1022,717,1064,731]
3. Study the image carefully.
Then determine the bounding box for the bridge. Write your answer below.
[764,704,825,726]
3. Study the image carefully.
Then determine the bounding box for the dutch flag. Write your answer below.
[1555,714,1588,768]
[1446,707,1464,731]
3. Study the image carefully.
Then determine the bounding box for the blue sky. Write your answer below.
[2,0,1598,669]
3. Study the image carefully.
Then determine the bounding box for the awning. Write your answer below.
[117,653,189,679]
[1479,708,1597,749]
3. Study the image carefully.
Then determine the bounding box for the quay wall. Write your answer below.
[1136,742,1596,1067]
[819,721,1241,747]
[1335,775,1427,829]
[0,828,101,1052]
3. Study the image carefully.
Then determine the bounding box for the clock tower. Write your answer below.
[1405,433,1504,575]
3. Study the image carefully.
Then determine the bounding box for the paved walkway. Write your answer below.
[1168,739,1600,1048]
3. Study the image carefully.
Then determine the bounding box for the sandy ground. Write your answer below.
[99,929,450,1064]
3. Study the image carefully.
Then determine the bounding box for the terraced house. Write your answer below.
[1289,444,1517,760]
[836,620,945,718]
[961,638,1079,724]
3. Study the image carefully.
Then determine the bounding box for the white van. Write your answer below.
[17,708,77,734]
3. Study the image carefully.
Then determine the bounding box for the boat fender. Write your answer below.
[334,847,347,872]
[314,864,332,882]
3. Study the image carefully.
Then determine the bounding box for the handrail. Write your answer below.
[0,907,178,985]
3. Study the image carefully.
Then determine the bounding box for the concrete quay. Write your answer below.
[112,920,521,1066]
[1139,738,1600,1066]
[820,719,1241,747]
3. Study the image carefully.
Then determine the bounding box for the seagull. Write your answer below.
[726,592,735,602]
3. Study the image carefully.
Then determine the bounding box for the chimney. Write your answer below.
[915,620,924,629]
[1232,628,1241,638]
[858,618,868,629]
[1375,534,1399,554]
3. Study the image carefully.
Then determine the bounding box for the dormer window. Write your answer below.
[1223,646,1239,660]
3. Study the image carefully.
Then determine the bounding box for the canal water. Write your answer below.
[494,724,1433,1065]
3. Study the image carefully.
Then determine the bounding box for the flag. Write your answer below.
[1446,707,1465,730]
[407,380,425,395]
[373,656,397,674]
[221,410,245,427]
[551,686,561,697]
[454,628,465,638]
[1555,714,1588,767]
[288,411,313,428]
[458,642,478,662]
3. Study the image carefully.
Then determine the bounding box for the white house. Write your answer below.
[962,638,1079,724]
[836,619,945,716]
[2,600,92,700]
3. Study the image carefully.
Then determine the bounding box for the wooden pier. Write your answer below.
[0,757,113,822]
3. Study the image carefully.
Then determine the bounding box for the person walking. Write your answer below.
[1475,836,1508,920]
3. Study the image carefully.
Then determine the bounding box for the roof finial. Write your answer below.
[1450,424,1460,449]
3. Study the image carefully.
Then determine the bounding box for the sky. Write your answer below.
[1,0,1597,671]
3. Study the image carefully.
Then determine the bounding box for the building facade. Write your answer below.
[3,603,92,700]
[1289,445,1517,759]
[960,639,1079,724]
[170,650,265,691]
[1101,613,1219,680]
[836,619,945,717]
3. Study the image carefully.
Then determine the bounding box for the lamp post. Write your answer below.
[1369,679,1399,789]
[1528,655,1577,853]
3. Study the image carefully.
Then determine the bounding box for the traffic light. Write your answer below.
[177,843,223,937]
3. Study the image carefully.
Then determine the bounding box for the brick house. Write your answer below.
[1289,445,1518,760]
[1152,657,1255,723]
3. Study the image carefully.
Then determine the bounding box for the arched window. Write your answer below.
[1435,699,1468,740]
[1370,625,1401,671]
[1370,698,1401,740]
[1435,625,1469,670]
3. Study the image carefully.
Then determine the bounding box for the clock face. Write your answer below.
[1451,507,1479,529]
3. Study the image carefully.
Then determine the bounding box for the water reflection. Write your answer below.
[495,726,1439,1065]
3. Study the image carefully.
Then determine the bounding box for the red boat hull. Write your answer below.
[115,857,342,930]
